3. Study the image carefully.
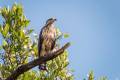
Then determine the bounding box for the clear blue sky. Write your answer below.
[0,0,120,80]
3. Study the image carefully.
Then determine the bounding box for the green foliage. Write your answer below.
[98,76,108,80]
[63,33,70,38]
[82,71,108,80]
[0,3,74,80]
[0,3,33,78]
[88,71,94,80]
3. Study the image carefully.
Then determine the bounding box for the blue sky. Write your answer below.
[0,0,120,80]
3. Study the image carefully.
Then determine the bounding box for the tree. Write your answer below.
[88,71,94,80]
[0,3,73,80]
[98,76,108,80]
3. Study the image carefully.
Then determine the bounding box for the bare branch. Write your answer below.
[6,42,70,80]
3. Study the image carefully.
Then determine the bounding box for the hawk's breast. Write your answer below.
[42,26,56,39]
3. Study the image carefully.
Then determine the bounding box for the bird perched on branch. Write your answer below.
[38,18,58,71]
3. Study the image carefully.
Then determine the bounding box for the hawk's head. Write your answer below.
[46,18,57,26]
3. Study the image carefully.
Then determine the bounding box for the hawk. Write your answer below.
[38,18,57,70]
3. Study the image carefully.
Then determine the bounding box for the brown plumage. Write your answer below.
[38,18,57,70]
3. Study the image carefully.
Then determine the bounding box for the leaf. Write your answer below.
[56,27,61,33]
[0,7,1,14]
[2,39,7,46]
[0,46,3,50]
[0,24,2,32]
[3,24,9,37]
[12,3,17,13]
[24,20,30,27]
[20,30,25,39]
[63,33,69,38]
[27,29,34,34]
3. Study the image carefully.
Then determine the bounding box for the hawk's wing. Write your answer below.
[38,26,56,57]
[38,27,43,57]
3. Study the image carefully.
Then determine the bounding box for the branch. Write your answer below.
[6,42,70,80]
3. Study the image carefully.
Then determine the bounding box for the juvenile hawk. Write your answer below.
[38,18,57,70]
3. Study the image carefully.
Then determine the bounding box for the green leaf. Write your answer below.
[27,29,34,34]
[0,24,2,32]
[24,20,30,27]
[3,24,9,37]
[63,33,69,38]
[2,40,7,46]
[12,3,17,13]
[19,30,25,39]
[0,7,1,14]
[0,46,3,50]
